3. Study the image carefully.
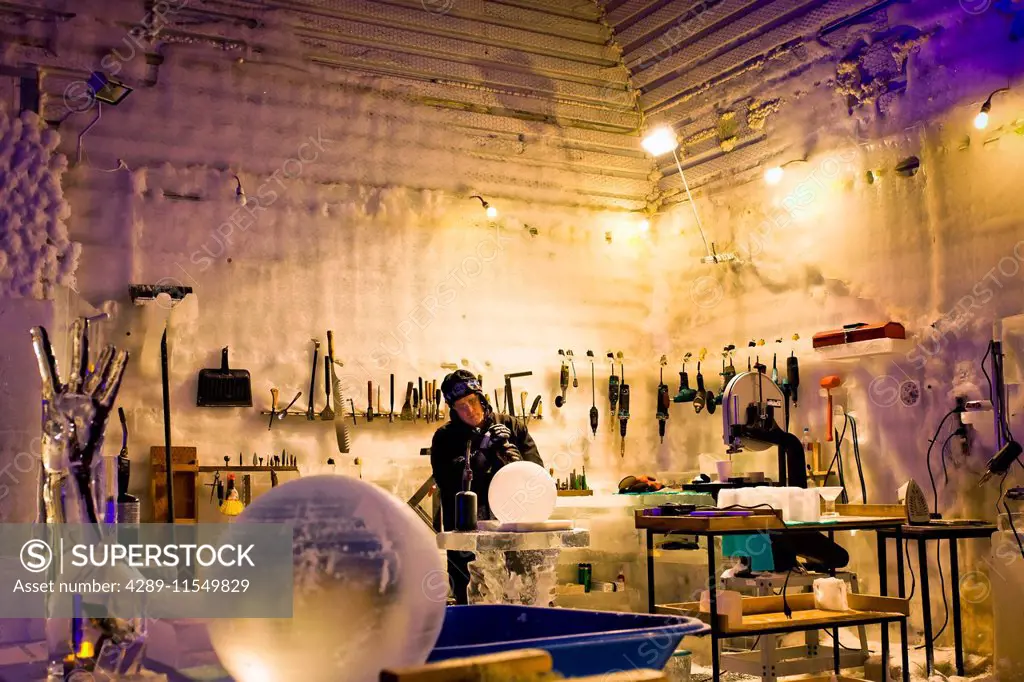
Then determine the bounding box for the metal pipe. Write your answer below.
[993,321,1008,451]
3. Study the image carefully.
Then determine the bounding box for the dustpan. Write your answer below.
[197,347,252,407]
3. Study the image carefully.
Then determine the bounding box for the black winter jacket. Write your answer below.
[430,412,542,532]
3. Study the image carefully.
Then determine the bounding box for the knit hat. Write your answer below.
[441,369,482,406]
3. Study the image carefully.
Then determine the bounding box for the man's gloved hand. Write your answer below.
[479,423,521,464]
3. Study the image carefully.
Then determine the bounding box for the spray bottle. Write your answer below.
[455,441,478,531]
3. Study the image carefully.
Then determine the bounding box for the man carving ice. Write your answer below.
[430,369,543,604]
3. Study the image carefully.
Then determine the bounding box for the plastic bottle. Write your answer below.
[615,567,626,593]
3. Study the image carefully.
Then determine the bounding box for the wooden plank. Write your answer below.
[657,593,910,635]
[834,504,905,518]
[634,509,784,533]
[379,648,551,681]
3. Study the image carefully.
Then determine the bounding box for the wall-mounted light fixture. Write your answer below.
[763,157,808,186]
[975,87,1010,130]
[233,175,247,206]
[87,71,133,106]
[640,126,735,264]
[470,195,498,219]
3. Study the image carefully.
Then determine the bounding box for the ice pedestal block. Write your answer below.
[468,549,560,606]
[438,529,590,607]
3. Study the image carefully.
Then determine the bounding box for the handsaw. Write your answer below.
[326,331,350,453]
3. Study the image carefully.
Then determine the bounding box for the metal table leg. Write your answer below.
[878,534,889,681]
[950,538,965,676]
[897,528,909,682]
[918,539,934,677]
[708,535,720,682]
[647,529,655,613]
[828,530,839,673]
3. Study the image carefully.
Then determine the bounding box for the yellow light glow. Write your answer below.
[639,219,650,232]
[641,126,679,156]
[974,111,989,130]
[764,166,784,185]
[77,641,94,658]
[485,205,498,219]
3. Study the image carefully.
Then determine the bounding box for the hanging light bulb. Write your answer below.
[639,218,650,232]
[764,166,784,185]
[470,195,497,219]
[974,87,1009,130]
[233,175,247,206]
[641,126,679,157]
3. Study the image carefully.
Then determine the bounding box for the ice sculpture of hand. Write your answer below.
[31,318,129,524]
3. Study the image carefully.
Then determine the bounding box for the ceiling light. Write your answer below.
[233,175,247,206]
[470,195,497,219]
[639,218,650,232]
[87,71,133,106]
[975,87,1009,130]
[640,128,736,264]
[641,126,679,157]
[764,166,784,185]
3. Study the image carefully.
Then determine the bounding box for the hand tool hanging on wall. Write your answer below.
[530,395,542,422]
[787,351,801,406]
[505,372,532,418]
[278,391,301,420]
[306,339,320,420]
[206,471,224,506]
[418,377,424,419]
[412,386,420,422]
[349,398,358,426]
[196,347,253,407]
[657,356,670,443]
[588,350,599,437]
[608,352,620,429]
[389,374,395,422]
[674,353,696,403]
[567,350,579,388]
[268,388,279,429]
[377,385,382,421]
[821,375,841,441]
[326,331,350,453]
[555,350,570,408]
[367,381,374,422]
[722,346,737,385]
[401,382,414,420]
[693,360,707,414]
[320,357,334,420]
[618,359,630,458]
[494,389,503,416]
[772,353,779,384]
[520,392,528,428]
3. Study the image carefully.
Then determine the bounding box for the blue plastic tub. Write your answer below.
[428,605,708,676]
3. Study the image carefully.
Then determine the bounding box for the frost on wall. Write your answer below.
[0,108,79,299]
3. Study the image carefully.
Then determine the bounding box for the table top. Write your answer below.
[436,528,591,552]
[875,520,998,539]
[635,510,905,535]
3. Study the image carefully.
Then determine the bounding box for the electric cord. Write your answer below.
[781,567,794,619]
[915,540,949,649]
[823,628,873,653]
[849,416,867,503]
[984,340,1017,444]
[905,538,916,602]
[926,410,958,513]
[998,474,1024,559]
[940,432,956,485]
[824,415,850,494]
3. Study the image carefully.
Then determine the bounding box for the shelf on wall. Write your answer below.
[197,466,298,473]
[812,337,912,361]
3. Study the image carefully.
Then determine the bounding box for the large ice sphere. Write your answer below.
[488,461,557,524]
[207,475,447,682]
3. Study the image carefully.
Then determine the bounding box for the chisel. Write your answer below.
[306,339,320,420]
[413,387,419,422]
[367,381,374,422]
[435,386,443,421]
[268,388,278,430]
[401,382,413,420]
[530,395,542,421]
[377,385,381,420]
[389,374,395,422]
[520,391,528,426]
[418,377,424,419]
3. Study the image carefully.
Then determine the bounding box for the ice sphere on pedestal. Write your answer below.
[488,461,557,524]
[207,475,446,682]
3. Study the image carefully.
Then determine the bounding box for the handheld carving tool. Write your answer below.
[674,354,697,403]
[268,388,278,430]
[401,382,414,420]
[418,377,424,419]
[657,357,670,443]
[607,352,619,430]
[306,339,320,420]
[319,357,334,420]
[588,350,598,436]
[389,374,395,422]
[366,381,374,422]
[567,350,578,388]
[618,361,630,458]
[555,350,569,408]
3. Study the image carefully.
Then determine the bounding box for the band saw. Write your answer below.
[721,368,807,487]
